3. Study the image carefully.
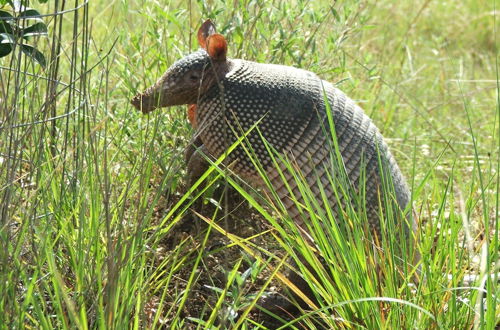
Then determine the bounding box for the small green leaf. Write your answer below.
[0,10,14,35]
[0,43,11,56]
[0,20,13,34]
[22,21,46,38]
[0,10,15,34]
[20,44,46,67]
[0,32,14,57]
[330,7,340,22]
[19,8,41,18]
[0,10,13,18]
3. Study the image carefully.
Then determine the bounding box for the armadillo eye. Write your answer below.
[189,74,200,81]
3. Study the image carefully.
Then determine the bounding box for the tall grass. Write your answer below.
[0,0,498,328]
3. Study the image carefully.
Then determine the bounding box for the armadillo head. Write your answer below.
[131,20,230,114]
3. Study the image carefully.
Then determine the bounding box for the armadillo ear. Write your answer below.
[206,34,227,61]
[197,19,217,49]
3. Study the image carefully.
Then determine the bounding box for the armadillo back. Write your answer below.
[196,59,411,235]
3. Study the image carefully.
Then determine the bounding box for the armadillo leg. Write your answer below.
[184,135,204,166]
[258,256,331,328]
[186,143,210,187]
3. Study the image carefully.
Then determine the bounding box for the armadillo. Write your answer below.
[131,20,414,239]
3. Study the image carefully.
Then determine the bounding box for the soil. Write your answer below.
[145,181,306,329]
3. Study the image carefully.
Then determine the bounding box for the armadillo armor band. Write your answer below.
[195,59,411,235]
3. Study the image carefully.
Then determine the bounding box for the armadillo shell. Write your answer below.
[195,59,411,235]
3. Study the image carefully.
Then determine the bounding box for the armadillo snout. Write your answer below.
[130,94,142,110]
[130,92,158,114]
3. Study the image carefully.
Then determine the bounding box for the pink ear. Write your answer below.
[197,19,216,49]
[206,34,227,61]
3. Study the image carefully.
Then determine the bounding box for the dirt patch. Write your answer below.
[145,182,299,328]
